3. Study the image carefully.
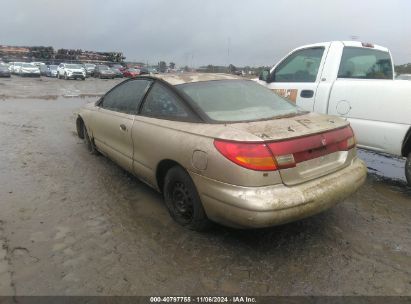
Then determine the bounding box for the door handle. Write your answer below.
[300,90,314,98]
[120,124,127,131]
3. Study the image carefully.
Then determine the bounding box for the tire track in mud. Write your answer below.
[0,220,16,296]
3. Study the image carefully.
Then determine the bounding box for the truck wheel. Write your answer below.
[163,166,212,231]
[406,153,411,186]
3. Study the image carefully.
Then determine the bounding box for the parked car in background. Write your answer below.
[57,63,86,80]
[110,64,125,71]
[83,63,96,77]
[137,67,149,75]
[76,73,366,230]
[11,62,23,74]
[94,65,115,79]
[122,68,140,78]
[17,62,41,77]
[45,65,58,77]
[397,74,411,80]
[148,67,159,74]
[7,62,14,72]
[32,62,47,75]
[256,41,411,185]
[124,67,149,77]
[0,64,11,77]
[110,67,123,78]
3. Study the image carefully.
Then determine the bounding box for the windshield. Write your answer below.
[85,64,95,68]
[66,64,83,69]
[99,65,110,70]
[177,80,303,122]
[48,65,57,70]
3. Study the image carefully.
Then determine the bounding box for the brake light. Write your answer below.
[214,126,356,172]
[213,140,277,171]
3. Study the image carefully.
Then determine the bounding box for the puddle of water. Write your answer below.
[357,149,406,183]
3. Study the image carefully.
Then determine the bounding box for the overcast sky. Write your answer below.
[1,0,410,66]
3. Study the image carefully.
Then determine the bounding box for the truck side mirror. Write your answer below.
[259,69,270,82]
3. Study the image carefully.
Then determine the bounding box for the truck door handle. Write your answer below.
[300,90,314,98]
[120,124,127,131]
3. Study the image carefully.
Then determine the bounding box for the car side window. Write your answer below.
[338,47,393,80]
[101,79,152,114]
[271,47,324,83]
[141,82,189,119]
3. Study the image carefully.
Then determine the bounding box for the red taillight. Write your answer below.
[213,140,277,171]
[214,126,356,171]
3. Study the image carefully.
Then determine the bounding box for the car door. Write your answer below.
[264,47,326,111]
[131,81,195,186]
[92,79,153,171]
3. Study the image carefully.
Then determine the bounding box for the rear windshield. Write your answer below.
[338,47,393,80]
[177,80,303,122]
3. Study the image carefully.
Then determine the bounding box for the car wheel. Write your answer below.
[406,153,411,186]
[82,77,85,81]
[64,73,68,80]
[83,124,98,155]
[163,166,212,231]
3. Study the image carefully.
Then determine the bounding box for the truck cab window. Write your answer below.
[271,47,324,83]
[338,47,393,80]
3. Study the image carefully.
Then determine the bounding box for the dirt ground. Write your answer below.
[0,76,410,296]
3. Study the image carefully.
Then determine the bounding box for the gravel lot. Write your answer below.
[0,76,410,296]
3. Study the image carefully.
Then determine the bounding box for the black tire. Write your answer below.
[64,73,68,80]
[83,124,98,155]
[81,77,85,81]
[406,153,411,186]
[163,166,212,231]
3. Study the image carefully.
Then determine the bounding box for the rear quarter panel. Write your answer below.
[130,116,283,189]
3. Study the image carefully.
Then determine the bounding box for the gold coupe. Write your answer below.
[76,73,366,230]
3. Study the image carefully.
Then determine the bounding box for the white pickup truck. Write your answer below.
[256,41,411,185]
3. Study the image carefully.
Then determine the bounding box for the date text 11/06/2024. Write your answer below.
[149,296,257,303]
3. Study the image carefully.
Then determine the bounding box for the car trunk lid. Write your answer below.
[228,113,355,185]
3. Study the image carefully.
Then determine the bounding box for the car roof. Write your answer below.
[151,73,242,85]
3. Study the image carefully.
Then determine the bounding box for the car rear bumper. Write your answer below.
[190,158,367,228]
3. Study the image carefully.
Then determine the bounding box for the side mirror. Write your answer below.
[259,69,270,82]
